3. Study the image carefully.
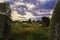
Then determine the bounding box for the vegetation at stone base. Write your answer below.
[8,23,49,40]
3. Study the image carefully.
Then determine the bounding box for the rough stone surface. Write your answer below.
[49,1,60,40]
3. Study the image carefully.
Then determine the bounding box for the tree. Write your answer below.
[36,20,40,24]
[32,20,36,23]
[49,1,60,40]
[0,2,12,40]
[27,18,32,23]
[42,16,50,27]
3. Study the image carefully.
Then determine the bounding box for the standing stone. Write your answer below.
[49,1,60,40]
[0,2,12,40]
[0,15,12,40]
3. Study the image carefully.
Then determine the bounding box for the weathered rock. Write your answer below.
[49,1,60,40]
[0,14,12,40]
[0,2,12,40]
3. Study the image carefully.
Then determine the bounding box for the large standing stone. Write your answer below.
[0,2,12,40]
[0,14,12,40]
[49,1,60,40]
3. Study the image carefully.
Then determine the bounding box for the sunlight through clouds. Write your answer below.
[11,10,25,21]
[0,0,4,2]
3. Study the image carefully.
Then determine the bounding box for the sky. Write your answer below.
[0,0,57,21]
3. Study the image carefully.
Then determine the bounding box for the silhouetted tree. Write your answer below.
[42,16,50,27]
[28,18,32,23]
[36,20,40,24]
[49,1,60,40]
[0,2,12,40]
[32,20,36,23]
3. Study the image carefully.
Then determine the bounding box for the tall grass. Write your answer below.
[9,23,49,40]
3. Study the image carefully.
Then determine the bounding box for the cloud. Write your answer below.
[11,10,25,21]
[0,0,4,2]
[19,0,23,2]
[28,9,53,16]
[3,0,56,21]
[14,2,25,6]
[39,0,46,3]
[23,11,35,20]
[11,10,35,21]
[26,3,35,10]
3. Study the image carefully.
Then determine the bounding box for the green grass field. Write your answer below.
[9,23,49,40]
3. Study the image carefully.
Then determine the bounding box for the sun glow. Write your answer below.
[0,0,4,2]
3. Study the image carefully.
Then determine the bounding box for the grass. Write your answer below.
[9,23,49,40]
